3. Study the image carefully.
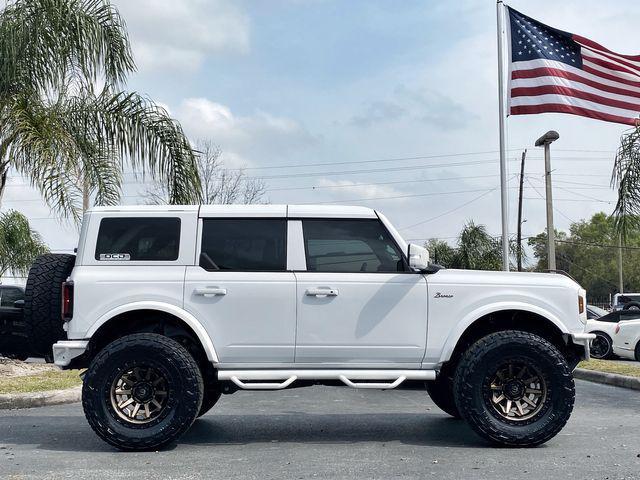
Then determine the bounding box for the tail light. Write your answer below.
[61,281,74,321]
[578,295,585,314]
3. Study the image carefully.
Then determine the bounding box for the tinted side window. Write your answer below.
[95,217,181,261]
[200,219,286,271]
[0,287,23,307]
[303,219,405,273]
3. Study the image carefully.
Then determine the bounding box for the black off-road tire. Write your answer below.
[589,332,613,360]
[453,330,575,447]
[426,371,461,419]
[82,333,204,451]
[198,378,222,417]
[23,254,76,359]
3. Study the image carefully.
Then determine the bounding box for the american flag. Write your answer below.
[507,6,640,126]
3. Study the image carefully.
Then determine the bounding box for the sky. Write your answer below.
[4,0,640,272]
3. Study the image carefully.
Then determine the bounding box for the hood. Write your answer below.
[428,268,583,291]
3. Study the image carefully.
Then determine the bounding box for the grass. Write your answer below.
[579,359,640,378]
[0,370,83,394]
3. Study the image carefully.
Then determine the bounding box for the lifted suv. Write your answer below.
[26,205,592,450]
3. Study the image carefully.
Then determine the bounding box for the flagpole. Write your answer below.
[496,0,510,271]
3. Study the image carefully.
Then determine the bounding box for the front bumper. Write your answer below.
[52,340,89,367]
[570,332,596,360]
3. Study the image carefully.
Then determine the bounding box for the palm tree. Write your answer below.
[612,127,640,238]
[0,0,201,220]
[0,210,48,277]
[426,221,517,270]
[455,221,504,270]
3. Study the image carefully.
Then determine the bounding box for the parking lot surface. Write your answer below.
[0,379,638,480]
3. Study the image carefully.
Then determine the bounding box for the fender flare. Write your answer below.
[86,301,219,363]
[438,301,569,364]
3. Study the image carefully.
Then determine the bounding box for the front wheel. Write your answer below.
[453,330,575,447]
[589,332,613,359]
[82,333,203,451]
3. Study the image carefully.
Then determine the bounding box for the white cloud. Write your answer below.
[174,98,317,168]
[113,0,250,73]
[315,178,407,203]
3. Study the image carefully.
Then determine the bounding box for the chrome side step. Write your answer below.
[217,369,436,390]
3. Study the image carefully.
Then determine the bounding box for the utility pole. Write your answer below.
[516,149,527,271]
[535,131,559,271]
[618,233,624,293]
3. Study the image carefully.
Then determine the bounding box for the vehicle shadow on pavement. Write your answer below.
[182,413,487,448]
[0,413,487,452]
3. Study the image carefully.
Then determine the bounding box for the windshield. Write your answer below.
[616,294,640,305]
[587,305,608,318]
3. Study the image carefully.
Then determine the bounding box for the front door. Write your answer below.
[294,218,428,366]
[184,217,296,364]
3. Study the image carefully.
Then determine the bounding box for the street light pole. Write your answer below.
[535,131,559,271]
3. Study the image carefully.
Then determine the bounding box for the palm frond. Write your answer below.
[0,209,48,276]
[0,0,134,95]
[70,88,202,204]
[0,92,85,220]
[611,127,640,240]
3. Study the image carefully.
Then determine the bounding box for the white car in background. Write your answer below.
[586,309,640,359]
[613,320,640,361]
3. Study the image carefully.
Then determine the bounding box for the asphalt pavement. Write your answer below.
[0,379,638,480]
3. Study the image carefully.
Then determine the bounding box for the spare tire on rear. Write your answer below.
[24,254,76,360]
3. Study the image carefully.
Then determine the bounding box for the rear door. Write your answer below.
[293,218,428,366]
[184,209,297,364]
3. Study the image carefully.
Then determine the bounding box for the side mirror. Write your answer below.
[408,243,430,271]
[13,299,24,309]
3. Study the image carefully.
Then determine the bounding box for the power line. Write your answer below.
[555,239,640,251]
[264,174,498,193]
[308,187,497,204]
[399,184,507,231]
[525,177,578,223]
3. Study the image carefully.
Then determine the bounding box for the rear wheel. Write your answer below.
[453,330,575,447]
[82,333,203,451]
[23,254,76,359]
[589,332,613,359]
[635,342,640,362]
[426,370,460,418]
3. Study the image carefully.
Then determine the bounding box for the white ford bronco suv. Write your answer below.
[22,204,592,451]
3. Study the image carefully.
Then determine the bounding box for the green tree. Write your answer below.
[0,0,201,220]
[528,212,640,299]
[0,210,48,277]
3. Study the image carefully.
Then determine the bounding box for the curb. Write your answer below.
[574,368,640,391]
[0,386,81,410]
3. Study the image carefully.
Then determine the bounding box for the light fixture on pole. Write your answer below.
[535,130,560,271]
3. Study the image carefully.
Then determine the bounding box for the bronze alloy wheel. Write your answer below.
[110,366,169,424]
[486,360,547,422]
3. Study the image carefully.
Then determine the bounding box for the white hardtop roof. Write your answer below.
[89,204,378,219]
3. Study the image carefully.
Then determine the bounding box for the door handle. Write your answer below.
[305,288,339,297]
[194,287,227,297]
